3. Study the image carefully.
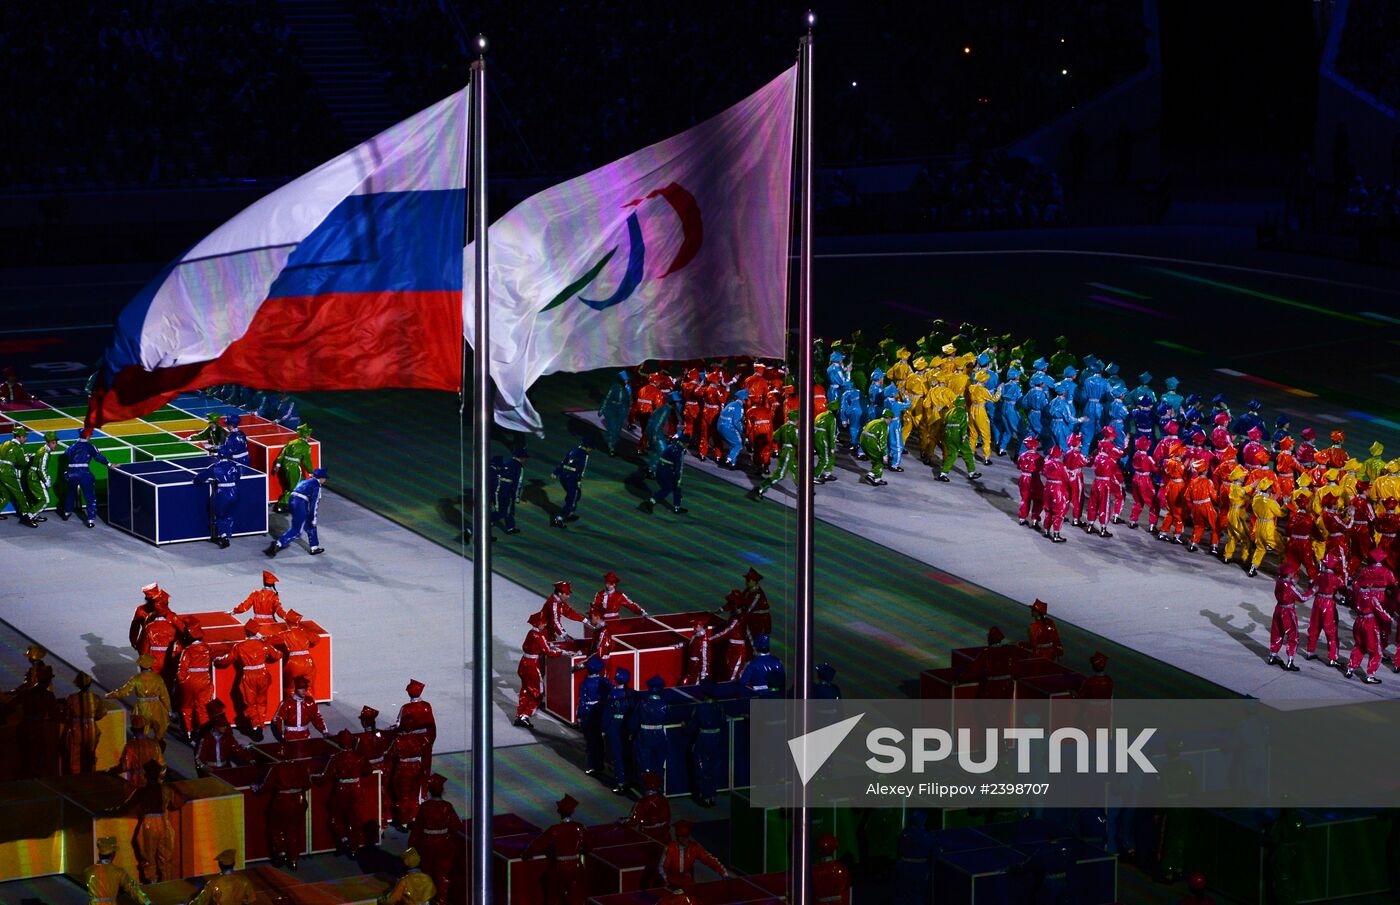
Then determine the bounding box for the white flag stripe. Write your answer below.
[466,67,797,432]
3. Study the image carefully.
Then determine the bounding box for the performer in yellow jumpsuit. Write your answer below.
[1249,477,1285,576]
[966,369,1002,464]
[1221,465,1253,565]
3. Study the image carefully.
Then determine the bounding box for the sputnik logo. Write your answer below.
[788,713,865,785]
[540,182,702,313]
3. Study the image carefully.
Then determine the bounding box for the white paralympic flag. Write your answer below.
[465,66,798,433]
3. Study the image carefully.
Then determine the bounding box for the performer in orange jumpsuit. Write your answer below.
[174,619,216,736]
[232,570,287,624]
[631,373,664,452]
[619,771,670,832]
[118,760,178,883]
[409,773,464,905]
[1185,460,1220,553]
[1026,600,1064,660]
[746,397,777,473]
[134,600,179,685]
[590,571,646,621]
[812,834,852,905]
[60,671,108,774]
[680,369,703,441]
[697,373,728,461]
[1154,454,1188,542]
[516,613,563,728]
[522,794,592,905]
[254,759,312,869]
[271,609,319,695]
[355,706,393,830]
[111,715,164,786]
[130,583,167,648]
[213,623,280,739]
[271,676,327,742]
[1274,437,1301,497]
[659,819,728,888]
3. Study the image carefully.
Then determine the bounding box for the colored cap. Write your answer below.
[1371,441,1384,456]
[614,666,631,684]
[142,582,161,600]
[745,567,763,582]
[602,570,620,584]
[244,622,261,637]
[297,423,313,436]
[554,580,572,595]
[10,425,27,437]
[976,352,990,366]
[1062,366,1078,379]
[674,819,693,837]
[816,663,836,681]
[618,370,630,381]
[1301,427,1316,440]
[557,794,579,816]
[402,847,421,868]
[585,655,604,674]
[1164,376,1179,389]
[753,633,771,652]
[426,773,447,796]
[527,612,545,628]
[817,834,839,856]
[359,705,379,721]
[1371,548,1388,562]
[184,622,205,641]
[24,643,46,660]
[1247,426,1262,440]
[1139,372,1152,384]
[1090,652,1108,672]
[988,626,1005,645]
[735,389,749,400]
[642,771,662,790]
[882,408,894,418]
[293,675,311,689]
[646,675,665,690]
[225,413,241,426]
[829,351,845,363]
[1188,872,1207,893]
[1023,436,1040,449]
[75,671,92,688]
[1331,430,1346,444]
[333,728,355,748]
[1048,446,1063,459]
[312,467,328,478]
[1279,562,1300,578]
[406,679,426,697]
[206,413,222,423]
[137,653,154,669]
[871,369,885,380]
[97,836,118,856]
[1191,431,1206,444]
[43,430,57,442]
[216,849,237,868]
[1165,421,1179,435]
[1032,357,1048,370]
[262,570,278,585]
[1030,599,1048,616]
[1257,477,1274,491]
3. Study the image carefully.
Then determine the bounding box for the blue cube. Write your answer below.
[106,458,268,544]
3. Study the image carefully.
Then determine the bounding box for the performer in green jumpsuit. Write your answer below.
[756,420,797,497]
[937,397,978,481]
[644,393,680,475]
[274,424,315,512]
[190,414,228,450]
[23,431,59,521]
[598,371,632,457]
[860,410,893,486]
[0,425,37,525]
[814,405,838,483]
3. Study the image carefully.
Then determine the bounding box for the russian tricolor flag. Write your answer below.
[86,87,469,431]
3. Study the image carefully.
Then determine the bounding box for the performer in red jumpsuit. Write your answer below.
[1079,652,1114,698]
[590,571,645,621]
[1040,446,1071,542]
[717,593,750,680]
[746,398,776,473]
[812,833,851,905]
[680,619,739,685]
[1304,554,1346,666]
[659,819,728,887]
[1016,436,1044,528]
[1374,501,1400,570]
[698,373,728,461]
[1350,487,1375,561]
[270,676,327,742]
[387,730,430,830]
[395,679,437,781]
[1152,421,1183,469]
[631,373,664,451]
[1128,437,1157,529]
[130,583,167,648]
[1087,437,1124,536]
[194,705,250,773]
[1063,435,1088,527]
[1184,461,1220,553]
[1283,502,1320,579]
[618,771,670,832]
[213,623,280,739]
[355,706,393,829]
[135,600,179,685]
[321,728,373,854]
[1267,563,1311,671]
[410,773,464,905]
[1274,438,1301,497]
[1347,549,1398,683]
[580,612,617,661]
[539,581,584,642]
[740,568,771,640]
[174,619,215,736]
[254,759,312,869]
[232,570,287,624]
[680,369,703,441]
[516,613,563,728]
[1027,600,1064,660]
[522,794,592,905]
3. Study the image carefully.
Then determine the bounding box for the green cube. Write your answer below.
[142,408,189,423]
[125,432,179,447]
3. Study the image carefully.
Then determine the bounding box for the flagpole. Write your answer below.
[469,37,494,905]
[792,12,816,905]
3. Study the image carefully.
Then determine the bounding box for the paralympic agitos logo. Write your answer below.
[540,182,703,313]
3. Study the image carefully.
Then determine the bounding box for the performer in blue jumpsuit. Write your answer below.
[883,385,912,472]
[628,675,669,786]
[825,351,852,401]
[1272,415,1292,444]
[604,667,633,794]
[264,467,327,557]
[644,392,681,475]
[59,435,110,527]
[1160,377,1184,414]
[1128,372,1156,407]
[551,442,591,528]
[865,369,887,426]
[598,371,632,457]
[1233,399,1265,439]
[489,448,527,534]
[739,635,786,699]
[840,384,865,455]
[813,663,841,699]
[1130,395,1157,450]
[194,450,242,548]
[716,392,746,468]
[217,413,250,466]
[576,656,611,776]
[1106,386,1130,448]
[1022,373,1050,448]
[645,435,688,514]
[892,810,934,905]
[1104,362,1126,397]
[1047,385,1076,453]
[1210,393,1232,425]
[687,681,725,807]
[1079,362,1110,454]
[994,364,1024,456]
